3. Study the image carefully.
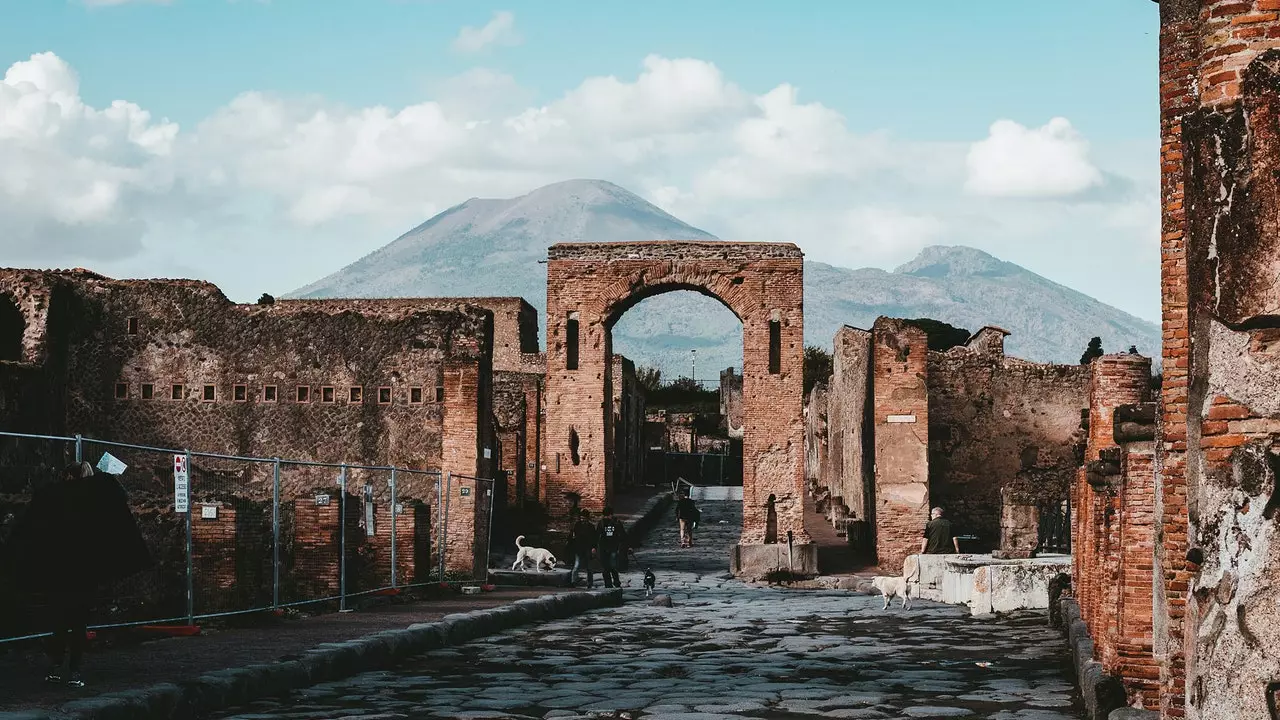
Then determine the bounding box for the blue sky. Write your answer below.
[0,0,1162,320]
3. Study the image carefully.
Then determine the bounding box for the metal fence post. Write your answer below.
[339,464,348,612]
[435,473,445,582]
[272,458,281,610]
[484,479,495,581]
[439,472,452,581]
[74,434,82,463]
[184,450,194,626]
[389,467,398,589]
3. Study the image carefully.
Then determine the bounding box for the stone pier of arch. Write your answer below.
[543,241,814,579]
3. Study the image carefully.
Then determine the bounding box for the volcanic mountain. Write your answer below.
[292,179,1160,377]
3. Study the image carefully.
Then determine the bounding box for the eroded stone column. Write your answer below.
[871,318,929,573]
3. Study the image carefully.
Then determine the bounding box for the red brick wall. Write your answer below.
[1116,446,1160,708]
[191,503,238,613]
[544,242,807,548]
[871,318,930,572]
[1157,3,1280,718]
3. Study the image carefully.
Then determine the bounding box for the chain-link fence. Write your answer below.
[0,430,490,643]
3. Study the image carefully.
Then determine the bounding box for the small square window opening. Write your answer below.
[435,386,445,403]
[141,383,154,400]
[171,384,184,401]
[202,385,216,402]
[297,386,310,403]
[378,387,391,404]
[127,317,139,335]
[114,383,128,400]
[233,384,247,402]
[409,387,423,404]
[321,386,335,403]
[349,386,363,403]
[263,385,278,402]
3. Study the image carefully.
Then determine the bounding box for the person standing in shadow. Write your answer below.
[4,461,151,688]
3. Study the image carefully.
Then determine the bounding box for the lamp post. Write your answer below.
[691,349,697,385]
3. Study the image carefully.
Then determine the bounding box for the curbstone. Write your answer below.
[40,589,620,719]
[1109,709,1159,720]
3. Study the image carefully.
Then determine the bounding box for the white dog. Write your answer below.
[871,557,921,610]
[511,535,558,572]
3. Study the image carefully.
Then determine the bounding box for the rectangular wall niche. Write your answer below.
[769,318,782,374]
[566,311,580,371]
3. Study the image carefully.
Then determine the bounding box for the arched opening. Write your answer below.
[0,296,24,362]
[608,290,744,524]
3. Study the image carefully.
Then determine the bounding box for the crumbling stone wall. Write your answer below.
[825,327,873,526]
[872,318,930,572]
[719,367,743,438]
[1155,3,1280,718]
[609,355,645,493]
[926,327,1089,553]
[545,241,808,558]
[0,268,498,584]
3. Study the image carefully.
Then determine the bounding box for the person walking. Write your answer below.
[4,461,150,688]
[568,510,596,589]
[675,490,700,548]
[919,507,960,555]
[596,507,628,589]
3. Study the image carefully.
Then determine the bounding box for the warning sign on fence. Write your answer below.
[173,454,189,514]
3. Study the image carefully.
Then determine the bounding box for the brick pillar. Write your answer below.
[1080,354,1150,678]
[191,503,236,614]
[1155,2,1198,716]
[871,318,930,573]
[291,494,360,601]
[440,360,485,576]
[1115,441,1159,708]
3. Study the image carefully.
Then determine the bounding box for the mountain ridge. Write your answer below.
[290,179,1160,377]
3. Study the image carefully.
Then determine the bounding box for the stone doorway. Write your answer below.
[543,241,813,577]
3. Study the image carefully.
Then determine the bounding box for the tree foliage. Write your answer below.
[1080,336,1104,365]
[636,366,662,393]
[257,293,276,306]
[803,345,833,396]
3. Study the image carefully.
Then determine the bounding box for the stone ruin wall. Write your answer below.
[806,319,1089,572]
[926,328,1090,555]
[0,269,506,631]
[609,354,646,494]
[1147,2,1280,717]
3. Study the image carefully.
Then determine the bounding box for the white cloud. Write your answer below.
[964,117,1104,198]
[0,51,1158,321]
[452,11,520,54]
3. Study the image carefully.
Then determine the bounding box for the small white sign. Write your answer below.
[394,503,405,514]
[201,505,218,520]
[460,487,471,496]
[886,414,917,424]
[315,494,330,506]
[173,454,189,514]
[483,447,492,459]
[97,452,127,476]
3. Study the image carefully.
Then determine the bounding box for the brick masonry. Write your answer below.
[544,241,808,552]
[1154,2,1280,718]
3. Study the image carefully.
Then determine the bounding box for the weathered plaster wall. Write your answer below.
[826,326,873,524]
[872,317,930,572]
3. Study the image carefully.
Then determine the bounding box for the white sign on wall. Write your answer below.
[173,454,190,514]
[201,505,218,520]
[886,414,917,424]
[483,447,492,459]
[98,452,128,476]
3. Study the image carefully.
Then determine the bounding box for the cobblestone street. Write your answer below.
[212,502,1083,720]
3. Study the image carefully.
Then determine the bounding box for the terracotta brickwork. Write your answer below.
[609,355,645,493]
[545,241,808,554]
[871,318,930,572]
[1154,3,1280,718]
[719,368,744,438]
[1072,353,1157,709]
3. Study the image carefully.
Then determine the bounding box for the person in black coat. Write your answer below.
[5,461,150,687]
[568,510,596,589]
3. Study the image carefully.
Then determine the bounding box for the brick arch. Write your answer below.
[0,293,23,363]
[544,241,814,578]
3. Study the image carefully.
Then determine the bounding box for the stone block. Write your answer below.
[730,542,818,580]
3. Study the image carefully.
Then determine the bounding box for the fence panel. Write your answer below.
[1,430,451,643]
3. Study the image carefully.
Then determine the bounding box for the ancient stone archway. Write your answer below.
[544,241,813,577]
[0,295,23,362]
